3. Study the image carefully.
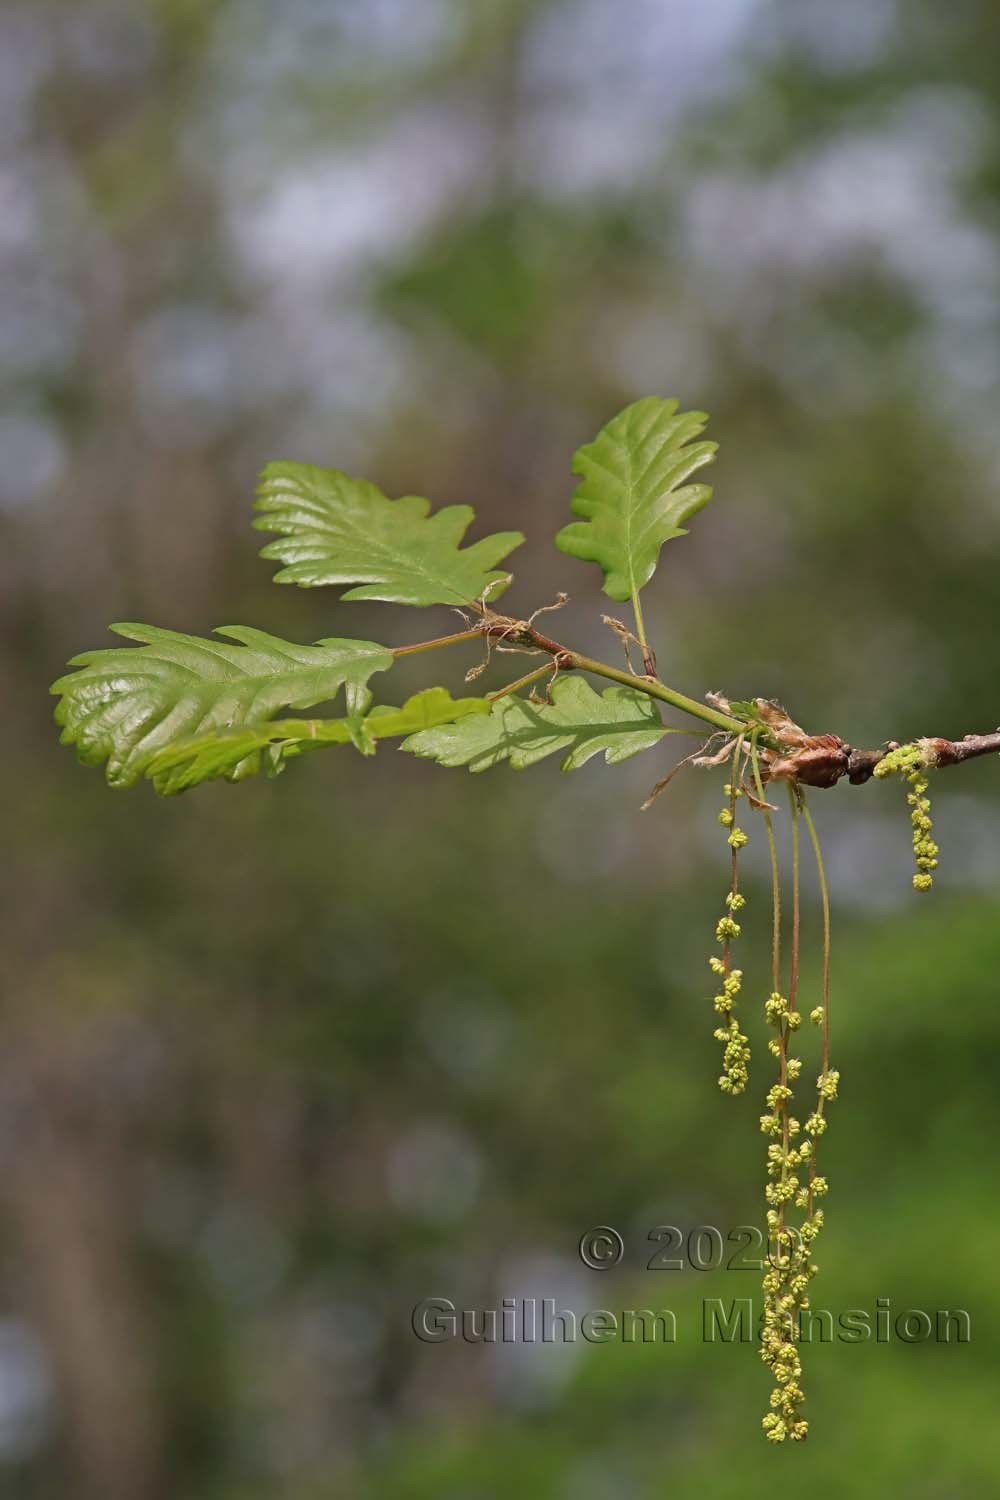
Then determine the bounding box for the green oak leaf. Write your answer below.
[555,397,716,603]
[255,462,524,607]
[402,675,670,772]
[51,624,393,788]
[147,688,491,795]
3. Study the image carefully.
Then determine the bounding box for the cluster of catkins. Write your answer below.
[707,775,841,1443]
[758,992,839,1442]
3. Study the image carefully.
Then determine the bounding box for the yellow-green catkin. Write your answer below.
[873,743,938,891]
[759,985,812,1442]
[710,777,751,1096]
[757,794,840,1444]
[760,1056,840,1442]
[759,1075,841,1441]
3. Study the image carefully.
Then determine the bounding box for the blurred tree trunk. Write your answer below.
[2,1036,165,1500]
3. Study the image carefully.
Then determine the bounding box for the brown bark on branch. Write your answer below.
[769,731,1000,789]
[844,731,1000,784]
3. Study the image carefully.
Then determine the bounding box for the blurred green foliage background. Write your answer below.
[3,0,1000,1494]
